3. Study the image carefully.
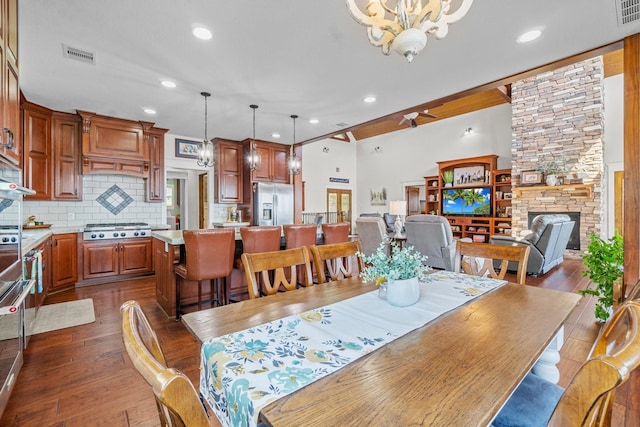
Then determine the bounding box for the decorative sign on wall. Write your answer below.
[329,177,350,183]
[370,187,387,206]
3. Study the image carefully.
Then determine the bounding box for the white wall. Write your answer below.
[604,74,624,237]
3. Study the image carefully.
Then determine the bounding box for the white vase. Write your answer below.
[386,277,420,307]
[545,174,558,186]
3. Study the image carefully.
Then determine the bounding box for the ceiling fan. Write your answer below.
[398,110,437,128]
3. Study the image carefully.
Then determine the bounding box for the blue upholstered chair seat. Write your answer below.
[492,373,564,427]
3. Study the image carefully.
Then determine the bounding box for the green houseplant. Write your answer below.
[442,170,454,187]
[579,231,623,322]
[358,241,432,306]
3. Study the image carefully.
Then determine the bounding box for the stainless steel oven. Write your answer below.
[0,155,35,416]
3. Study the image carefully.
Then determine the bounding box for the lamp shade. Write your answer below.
[389,201,407,216]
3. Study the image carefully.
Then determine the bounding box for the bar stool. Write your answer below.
[321,222,350,244]
[283,223,318,283]
[239,226,282,296]
[174,228,235,320]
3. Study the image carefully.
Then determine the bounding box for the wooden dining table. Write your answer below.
[182,274,581,426]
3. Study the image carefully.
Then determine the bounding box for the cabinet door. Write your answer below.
[119,238,153,275]
[251,144,272,182]
[146,129,165,202]
[83,241,119,279]
[2,58,20,164]
[271,145,289,183]
[22,105,52,199]
[52,233,78,289]
[52,114,82,200]
[216,141,243,202]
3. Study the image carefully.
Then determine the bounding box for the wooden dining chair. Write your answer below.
[309,240,365,284]
[454,240,530,285]
[492,300,640,427]
[241,246,313,299]
[120,300,212,427]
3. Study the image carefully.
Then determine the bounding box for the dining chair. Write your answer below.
[454,240,530,285]
[120,300,212,427]
[492,300,640,427]
[241,246,313,299]
[309,240,364,284]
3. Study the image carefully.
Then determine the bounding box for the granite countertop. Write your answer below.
[152,229,243,245]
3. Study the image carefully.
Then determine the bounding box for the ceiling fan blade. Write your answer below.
[398,116,408,125]
[418,110,437,119]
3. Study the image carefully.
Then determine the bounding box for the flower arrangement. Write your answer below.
[536,158,566,176]
[358,241,432,284]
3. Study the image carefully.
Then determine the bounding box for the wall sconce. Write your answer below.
[322,147,330,153]
[464,127,473,136]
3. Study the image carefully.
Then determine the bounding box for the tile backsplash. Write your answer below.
[23,175,163,227]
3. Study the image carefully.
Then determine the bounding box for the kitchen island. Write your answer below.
[152,230,247,318]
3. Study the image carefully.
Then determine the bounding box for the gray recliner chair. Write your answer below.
[489,214,575,276]
[355,216,389,256]
[404,215,457,271]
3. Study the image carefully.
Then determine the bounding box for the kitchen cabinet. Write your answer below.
[145,126,168,202]
[243,139,289,184]
[22,101,52,200]
[51,233,78,290]
[24,238,52,307]
[0,0,21,164]
[213,138,243,203]
[153,237,180,317]
[82,238,152,280]
[52,112,82,200]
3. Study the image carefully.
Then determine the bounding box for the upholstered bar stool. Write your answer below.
[239,226,283,297]
[321,222,350,244]
[283,224,318,283]
[174,228,235,320]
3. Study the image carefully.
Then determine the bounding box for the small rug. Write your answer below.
[29,299,95,335]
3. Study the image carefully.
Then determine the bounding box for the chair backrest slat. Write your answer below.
[241,247,313,299]
[310,241,364,284]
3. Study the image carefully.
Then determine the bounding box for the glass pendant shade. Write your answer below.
[248,104,259,171]
[197,91,214,167]
[288,114,301,176]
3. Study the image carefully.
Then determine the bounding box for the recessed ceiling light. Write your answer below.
[192,25,213,40]
[309,119,319,124]
[143,108,157,115]
[517,29,542,44]
[363,96,376,103]
[160,80,176,88]
[272,132,281,138]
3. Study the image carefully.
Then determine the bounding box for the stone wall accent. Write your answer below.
[511,57,604,257]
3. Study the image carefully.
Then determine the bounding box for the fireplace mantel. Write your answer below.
[512,183,593,198]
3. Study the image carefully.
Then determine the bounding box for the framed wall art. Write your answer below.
[521,170,543,185]
[175,138,201,159]
[453,165,485,186]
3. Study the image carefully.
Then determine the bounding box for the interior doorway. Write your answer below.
[406,186,421,215]
[326,188,352,228]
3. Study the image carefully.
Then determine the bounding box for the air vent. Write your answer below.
[62,44,95,64]
[615,0,640,25]
[335,122,349,127]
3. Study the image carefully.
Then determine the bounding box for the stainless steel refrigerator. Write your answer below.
[253,182,294,226]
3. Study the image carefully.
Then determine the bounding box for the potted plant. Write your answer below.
[442,170,454,187]
[536,158,566,186]
[358,241,432,306]
[579,231,623,322]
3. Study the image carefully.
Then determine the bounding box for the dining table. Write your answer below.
[181,271,581,427]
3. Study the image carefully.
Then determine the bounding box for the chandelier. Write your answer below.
[247,104,259,171]
[346,0,473,63]
[287,115,301,176]
[197,91,214,167]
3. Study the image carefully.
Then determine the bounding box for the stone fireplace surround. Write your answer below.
[510,57,604,259]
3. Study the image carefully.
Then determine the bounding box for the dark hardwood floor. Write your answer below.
[1,259,638,426]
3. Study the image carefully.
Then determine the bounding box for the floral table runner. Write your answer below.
[199,271,506,427]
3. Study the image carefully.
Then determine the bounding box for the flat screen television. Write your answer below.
[442,187,491,216]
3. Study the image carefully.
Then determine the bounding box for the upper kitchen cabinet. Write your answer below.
[213,138,243,203]
[78,111,150,177]
[52,112,82,200]
[144,125,168,203]
[242,139,289,184]
[0,0,21,165]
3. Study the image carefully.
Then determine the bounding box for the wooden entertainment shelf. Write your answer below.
[424,154,512,241]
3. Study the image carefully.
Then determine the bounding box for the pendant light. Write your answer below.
[287,114,301,176]
[197,91,214,167]
[247,104,259,171]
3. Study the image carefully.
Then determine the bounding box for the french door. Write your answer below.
[326,188,352,230]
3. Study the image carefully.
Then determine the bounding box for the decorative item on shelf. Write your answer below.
[346,0,474,62]
[579,231,624,322]
[389,200,407,237]
[287,115,301,176]
[520,170,543,186]
[442,170,454,187]
[197,91,214,167]
[358,241,431,307]
[247,104,260,171]
[27,215,36,226]
[537,158,567,186]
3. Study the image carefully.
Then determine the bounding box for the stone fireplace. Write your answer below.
[510,57,604,258]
